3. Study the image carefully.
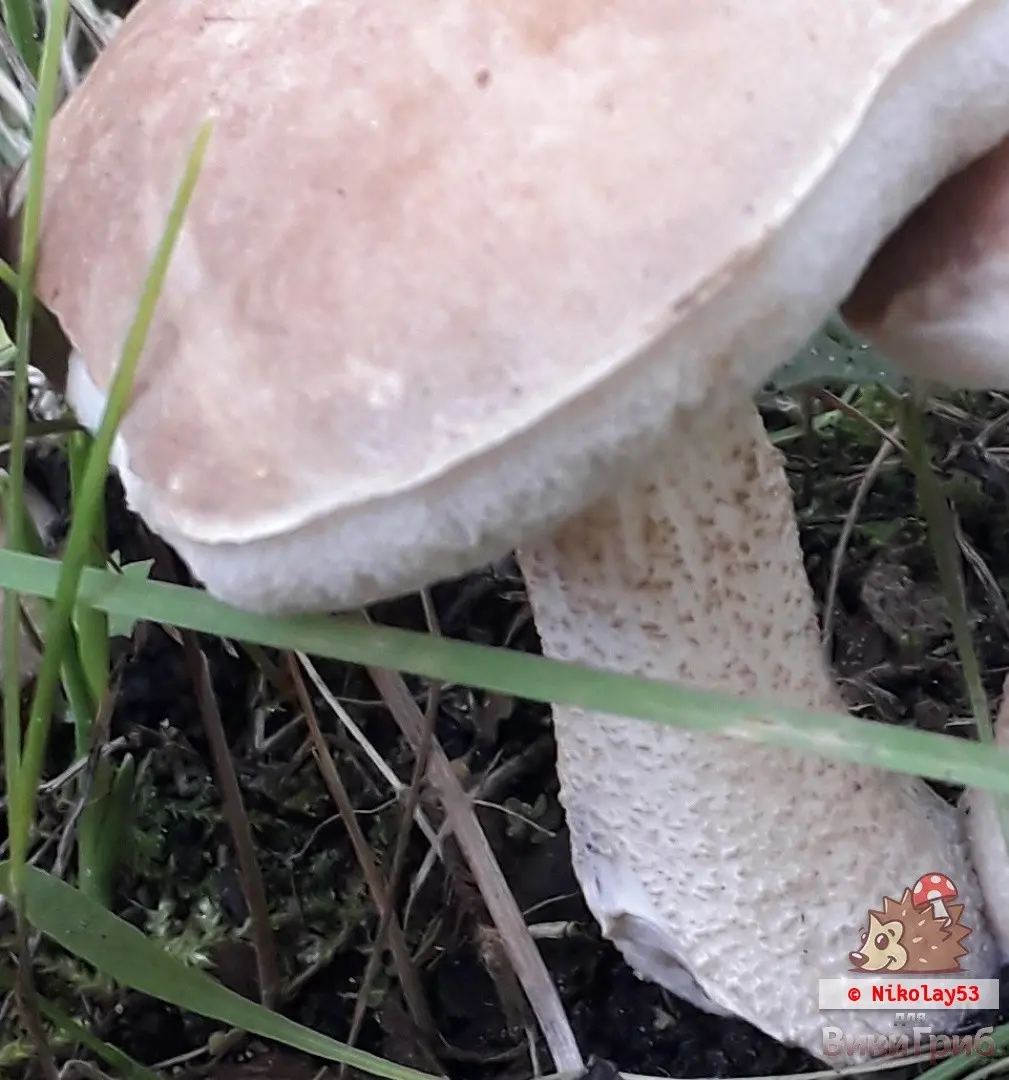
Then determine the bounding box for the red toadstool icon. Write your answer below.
[912,872,958,923]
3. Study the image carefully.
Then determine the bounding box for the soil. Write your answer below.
[5,386,1009,1080]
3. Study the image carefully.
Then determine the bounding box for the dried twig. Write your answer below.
[51,671,121,885]
[144,530,280,1005]
[182,631,280,1008]
[952,514,1009,638]
[58,1063,112,1080]
[343,676,439,1055]
[821,427,899,650]
[367,663,583,1074]
[406,735,554,927]
[297,653,440,850]
[14,916,58,1080]
[286,654,441,1073]
[809,387,906,455]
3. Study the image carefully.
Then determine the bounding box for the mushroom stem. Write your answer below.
[516,393,995,1058]
[963,674,1009,958]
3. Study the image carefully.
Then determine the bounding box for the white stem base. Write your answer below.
[963,674,1009,960]
[517,396,996,1061]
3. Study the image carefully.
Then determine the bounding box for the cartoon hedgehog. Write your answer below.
[850,875,971,974]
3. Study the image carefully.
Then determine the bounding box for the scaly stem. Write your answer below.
[518,394,991,1061]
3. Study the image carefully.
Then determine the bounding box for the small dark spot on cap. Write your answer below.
[475,68,492,88]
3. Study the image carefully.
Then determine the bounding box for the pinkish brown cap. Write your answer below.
[16,0,1009,613]
[843,135,1009,387]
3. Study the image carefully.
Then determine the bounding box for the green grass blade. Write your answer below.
[916,1027,1009,1080]
[67,427,118,905]
[1,548,1009,794]
[0,255,19,291]
[78,753,135,907]
[1,0,41,79]
[900,390,1009,857]
[3,0,71,909]
[0,964,162,1080]
[900,393,994,741]
[0,863,441,1080]
[68,429,110,713]
[9,0,69,553]
[9,121,212,892]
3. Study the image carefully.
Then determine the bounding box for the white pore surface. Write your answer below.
[518,396,996,1061]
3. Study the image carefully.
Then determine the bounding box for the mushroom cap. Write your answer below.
[20,0,1009,612]
[912,872,958,906]
[842,134,1009,388]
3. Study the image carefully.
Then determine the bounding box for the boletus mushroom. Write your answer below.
[13,0,1009,1060]
[843,133,1009,965]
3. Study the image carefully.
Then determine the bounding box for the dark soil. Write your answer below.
[6,386,1009,1080]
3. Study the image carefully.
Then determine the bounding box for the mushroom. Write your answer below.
[14,0,1009,1060]
[912,873,958,923]
[842,134,1009,390]
[842,135,1009,963]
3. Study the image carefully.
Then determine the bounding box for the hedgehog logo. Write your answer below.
[850,873,972,974]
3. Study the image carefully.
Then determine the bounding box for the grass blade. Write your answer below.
[0,863,441,1080]
[1,548,1009,794]
[3,0,71,914]
[8,120,212,893]
[0,964,161,1080]
[1,0,40,80]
